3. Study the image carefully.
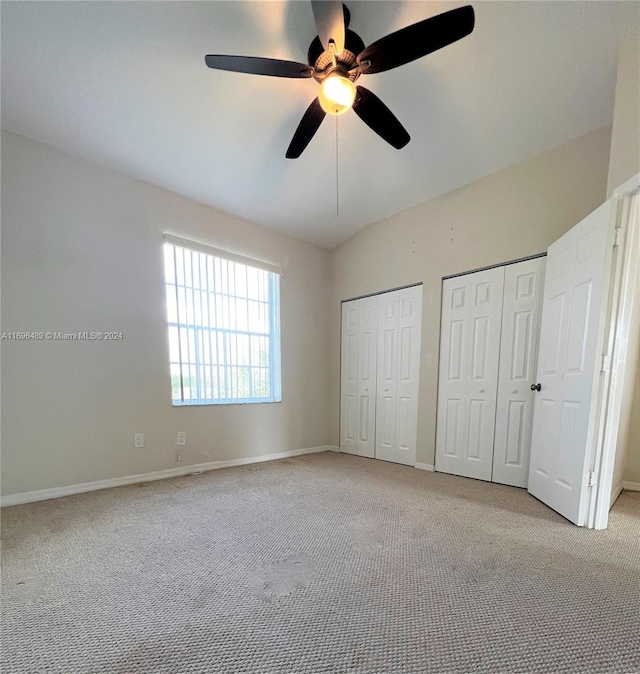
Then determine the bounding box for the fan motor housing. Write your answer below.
[308,29,365,82]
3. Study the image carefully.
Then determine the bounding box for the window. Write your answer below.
[163,236,282,405]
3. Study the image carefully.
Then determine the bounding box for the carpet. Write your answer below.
[2,452,639,673]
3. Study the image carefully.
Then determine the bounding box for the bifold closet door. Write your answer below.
[492,258,545,488]
[435,267,505,480]
[375,285,423,466]
[340,296,378,457]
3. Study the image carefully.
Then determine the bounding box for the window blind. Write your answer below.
[163,237,282,405]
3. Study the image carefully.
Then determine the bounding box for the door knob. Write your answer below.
[512,389,518,394]
[384,388,389,392]
[478,388,485,393]
[364,387,369,392]
[531,383,542,392]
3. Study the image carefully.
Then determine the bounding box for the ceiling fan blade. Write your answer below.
[352,86,410,150]
[205,55,313,78]
[286,98,326,159]
[357,5,475,75]
[311,1,345,54]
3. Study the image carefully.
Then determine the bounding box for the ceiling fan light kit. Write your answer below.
[205,2,475,158]
[318,75,356,115]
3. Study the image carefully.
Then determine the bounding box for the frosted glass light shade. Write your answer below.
[318,75,356,115]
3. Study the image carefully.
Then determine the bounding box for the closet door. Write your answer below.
[492,258,545,487]
[394,286,423,465]
[375,286,423,466]
[340,301,359,455]
[340,296,378,457]
[356,296,378,458]
[375,293,399,462]
[435,267,505,480]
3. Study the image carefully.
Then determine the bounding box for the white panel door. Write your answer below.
[492,258,546,488]
[394,286,423,466]
[375,293,399,463]
[375,286,423,466]
[356,296,378,458]
[435,267,505,481]
[528,202,613,525]
[340,302,359,455]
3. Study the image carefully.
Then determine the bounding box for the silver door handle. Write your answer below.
[512,389,518,394]
[478,388,485,393]
[364,387,369,392]
[384,388,389,392]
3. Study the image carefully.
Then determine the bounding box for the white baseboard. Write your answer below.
[0,445,333,507]
[414,462,435,472]
[327,445,340,452]
[622,480,640,492]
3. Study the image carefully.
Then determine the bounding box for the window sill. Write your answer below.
[172,398,282,407]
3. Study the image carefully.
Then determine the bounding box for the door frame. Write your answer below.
[441,252,548,282]
[589,173,640,529]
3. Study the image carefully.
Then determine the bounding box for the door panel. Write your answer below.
[375,286,423,465]
[492,257,545,487]
[448,320,464,380]
[342,287,422,466]
[471,316,490,379]
[344,395,357,445]
[375,294,398,462]
[393,287,422,465]
[444,399,461,456]
[340,303,359,454]
[359,396,372,442]
[435,267,505,480]
[356,297,378,458]
[528,202,613,525]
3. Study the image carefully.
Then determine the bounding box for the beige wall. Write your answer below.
[608,25,640,486]
[329,126,612,466]
[1,109,632,495]
[1,131,331,495]
[624,353,640,483]
[607,26,640,197]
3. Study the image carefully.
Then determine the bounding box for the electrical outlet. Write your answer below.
[134,433,144,449]
[176,431,187,447]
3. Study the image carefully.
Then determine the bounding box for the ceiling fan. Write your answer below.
[205,2,475,159]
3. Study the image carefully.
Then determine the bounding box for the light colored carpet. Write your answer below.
[2,452,639,674]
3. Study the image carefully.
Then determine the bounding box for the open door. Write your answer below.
[528,202,615,525]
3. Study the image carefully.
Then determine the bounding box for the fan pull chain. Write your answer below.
[335,115,339,216]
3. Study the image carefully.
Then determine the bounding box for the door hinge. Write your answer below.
[588,472,597,487]
[614,227,624,247]
[600,354,611,373]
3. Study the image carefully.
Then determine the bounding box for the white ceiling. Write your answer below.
[2,2,637,249]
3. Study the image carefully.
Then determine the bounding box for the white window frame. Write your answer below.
[163,235,282,406]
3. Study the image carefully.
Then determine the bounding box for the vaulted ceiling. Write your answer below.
[2,2,637,248]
